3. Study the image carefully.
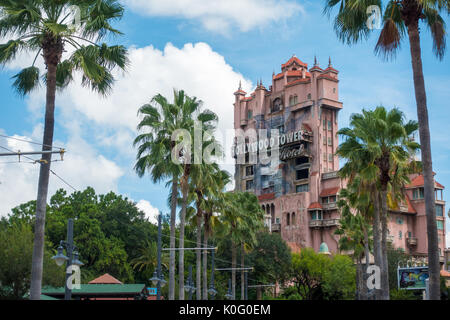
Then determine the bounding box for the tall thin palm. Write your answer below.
[134,92,183,300]
[336,184,373,300]
[175,92,219,300]
[324,0,448,299]
[217,191,264,300]
[0,0,128,299]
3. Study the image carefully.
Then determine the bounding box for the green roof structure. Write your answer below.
[42,283,148,300]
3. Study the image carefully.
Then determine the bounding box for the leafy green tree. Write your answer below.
[5,187,158,285]
[324,0,449,300]
[247,232,292,299]
[289,248,355,300]
[0,222,64,299]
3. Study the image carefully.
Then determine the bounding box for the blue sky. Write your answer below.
[0,1,449,245]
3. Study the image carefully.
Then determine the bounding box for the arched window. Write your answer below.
[271,204,275,224]
[272,98,282,112]
[286,213,290,226]
[292,212,296,225]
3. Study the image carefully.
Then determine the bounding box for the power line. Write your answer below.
[50,169,77,191]
[0,144,76,191]
[0,133,64,150]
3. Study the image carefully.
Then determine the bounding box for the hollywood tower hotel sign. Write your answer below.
[233,56,447,262]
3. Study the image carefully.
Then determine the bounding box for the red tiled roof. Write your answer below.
[282,56,307,68]
[317,74,339,82]
[309,65,323,72]
[406,175,444,189]
[441,270,450,277]
[258,193,275,201]
[308,202,323,210]
[320,187,340,197]
[89,273,123,284]
[274,70,312,81]
[324,66,339,73]
[234,89,246,95]
[405,194,417,214]
[242,96,253,101]
[285,78,311,87]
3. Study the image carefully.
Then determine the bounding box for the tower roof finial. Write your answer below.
[314,55,318,66]
[328,56,332,67]
[238,80,242,90]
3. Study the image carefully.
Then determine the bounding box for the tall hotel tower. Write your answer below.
[233,56,447,264]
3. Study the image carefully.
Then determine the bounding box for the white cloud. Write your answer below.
[0,126,123,217]
[1,41,251,214]
[136,199,159,224]
[124,0,303,34]
[57,42,251,177]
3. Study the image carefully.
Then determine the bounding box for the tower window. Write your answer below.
[248,110,253,119]
[296,184,309,193]
[296,169,309,180]
[413,188,424,199]
[245,180,253,190]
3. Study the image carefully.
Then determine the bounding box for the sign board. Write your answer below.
[147,287,157,295]
[397,267,429,290]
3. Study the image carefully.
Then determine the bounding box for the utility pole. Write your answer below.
[157,213,162,300]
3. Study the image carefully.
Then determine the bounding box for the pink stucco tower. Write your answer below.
[233,56,447,267]
[233,55,343,253]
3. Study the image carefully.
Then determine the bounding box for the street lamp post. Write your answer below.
[51,218,83,300]
[208,249,217,300]
[185,265,196,300]
[150,213,166,300]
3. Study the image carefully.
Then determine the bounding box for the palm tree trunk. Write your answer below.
[30,61,57,300]
[169,177,178,300]
[232,241,237,300]
[202,230,209,300]
[380,190,390,300]
[178,176,188,300]
[372,191,382,300]
[196,212,202,300]
[356,258,363,300]
[241,243,245,300]
[363,226,370,300]
[407,18,440,301]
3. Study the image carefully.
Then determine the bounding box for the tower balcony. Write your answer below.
[322,202,338,211]
[322,171,339,180]
[309,218,340,228]
[271,223,281,232]
[407,237,418,246]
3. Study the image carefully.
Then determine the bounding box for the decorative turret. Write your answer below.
[234,80,246,96]
[309,55,323,73]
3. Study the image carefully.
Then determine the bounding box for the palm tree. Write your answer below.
[134,92,183,300]
[336,185,373,300]
[201,168,230,300]
[171,91,219,300]
[337,106,420,299]
[237,192,264,300]
[217,191,264,300]
[0,0,128,299]
[131,241,169,276]
[324,0,449,300]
